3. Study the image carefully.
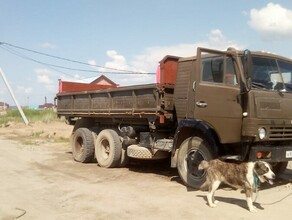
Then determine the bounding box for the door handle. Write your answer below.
[192,81,196,91]
[196,101,207,108]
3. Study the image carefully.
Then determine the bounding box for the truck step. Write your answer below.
[127,145,169,160]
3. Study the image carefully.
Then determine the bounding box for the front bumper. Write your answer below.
[249,145,292,162]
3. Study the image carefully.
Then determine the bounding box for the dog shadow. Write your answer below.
[196,194,264,211]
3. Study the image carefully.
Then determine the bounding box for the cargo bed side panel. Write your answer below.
[56,84,172,119]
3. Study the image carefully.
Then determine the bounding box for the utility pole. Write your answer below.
[0,68,29,125]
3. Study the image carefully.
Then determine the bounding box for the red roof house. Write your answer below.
[59,75,118,93]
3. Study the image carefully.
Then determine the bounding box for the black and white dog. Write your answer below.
[199,159,275,212]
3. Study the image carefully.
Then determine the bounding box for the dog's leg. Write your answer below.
[207,180,220,208]
[245,188,257,213]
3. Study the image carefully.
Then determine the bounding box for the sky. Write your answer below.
[1,0,292,107]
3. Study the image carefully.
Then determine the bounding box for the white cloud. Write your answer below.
[60,73,82,82]
[207,29,239,48]
[87,59,106,72]
[88,51,130,71]
[16,86,33,94]
[91,50,141,71]
[88,60,97,66]
[115,74,155,86]
[107,50,124,60]
[89,50,148,86]
[40,42,57,49]
[131,44,195,72]
[44,84,56,92]
[105,50,127,69]
[34,68,53,85]
[35,68,59,92]
[249,3,292,40]
[37,74,53,84]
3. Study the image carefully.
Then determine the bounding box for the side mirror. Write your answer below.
[243,50,252,91]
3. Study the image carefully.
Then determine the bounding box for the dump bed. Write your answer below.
[56,83,174,120]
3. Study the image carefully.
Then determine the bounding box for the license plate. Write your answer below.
[286,151,292,158]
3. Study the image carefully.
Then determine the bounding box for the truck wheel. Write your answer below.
[95,129,122,168]
[271,162,288,177]
[72,128,95,163]
[177,136,214,189]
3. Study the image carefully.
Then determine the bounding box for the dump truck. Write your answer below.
[56,47,292,188]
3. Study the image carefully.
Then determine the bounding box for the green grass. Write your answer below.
[31,130,44,138]
[0,109,60,125]
[22,140,39,145]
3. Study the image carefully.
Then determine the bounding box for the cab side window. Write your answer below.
[202,57,224,83]
[225,57,237,85]
[201,56,237,85]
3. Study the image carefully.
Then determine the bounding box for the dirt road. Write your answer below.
[0,122,292,219]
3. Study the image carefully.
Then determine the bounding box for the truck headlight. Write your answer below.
[258,127,266,140]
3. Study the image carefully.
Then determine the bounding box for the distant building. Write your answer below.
[0,102,9,111]
[38,97,54,109]
[58,75,118,93]
[90,75,118,87]
[38,103,54,109]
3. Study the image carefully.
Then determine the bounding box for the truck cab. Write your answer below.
[174,47,292,188]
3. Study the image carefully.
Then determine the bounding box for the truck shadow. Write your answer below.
[66,150,183,182]
[127,158,182,182]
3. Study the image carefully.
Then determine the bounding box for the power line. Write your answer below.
[0,44,138,75]
[0,41,129,72]
[0,44,98,83]
[0,44,77,78]
[0,41,156,75]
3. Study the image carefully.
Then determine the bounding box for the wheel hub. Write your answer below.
[186,150,205,179]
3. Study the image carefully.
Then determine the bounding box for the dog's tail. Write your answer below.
[198,160,209,170]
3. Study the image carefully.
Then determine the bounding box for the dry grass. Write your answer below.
[0,109,62,126]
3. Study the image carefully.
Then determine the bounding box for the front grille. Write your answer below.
[269,126,292,140]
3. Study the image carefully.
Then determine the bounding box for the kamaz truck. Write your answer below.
[56,47,292,188]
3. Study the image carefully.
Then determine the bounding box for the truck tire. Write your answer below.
[95,129,122,168]
[177,136,215,189]
[72,128,95,163]
[271,162,288,177]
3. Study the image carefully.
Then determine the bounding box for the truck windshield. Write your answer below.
[251,57,292,92]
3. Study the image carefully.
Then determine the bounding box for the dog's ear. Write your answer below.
[254,162,269,175]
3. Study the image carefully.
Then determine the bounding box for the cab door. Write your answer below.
[193,48,243,143]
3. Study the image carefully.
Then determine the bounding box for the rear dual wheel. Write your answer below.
[72,128,95,163]
[95,129,128,168]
